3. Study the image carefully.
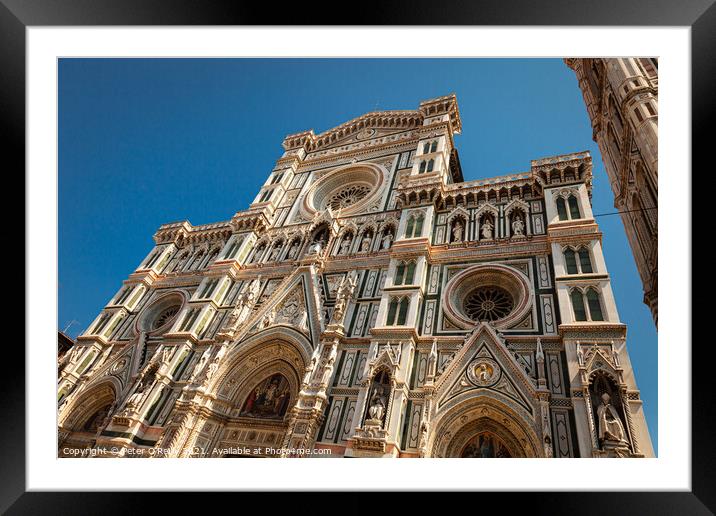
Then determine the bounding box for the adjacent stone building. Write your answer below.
[565,58,658,325]
[58,94,654,458]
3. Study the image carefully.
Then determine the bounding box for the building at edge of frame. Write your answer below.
[565,58,658,327]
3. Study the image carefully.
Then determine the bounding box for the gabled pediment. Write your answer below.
[434,323,538,416]
[241,266,324,348]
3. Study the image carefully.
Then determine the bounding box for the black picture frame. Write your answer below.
[4,0,706,513]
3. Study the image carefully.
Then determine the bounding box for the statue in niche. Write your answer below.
[189,349,211,382]
[319,346,338,387]
[481,219,494,240]
[597,393,627,444]
[287,240,300,259]
[302,357,318,387]
[339,235,352,255]
[309,237,325,255]
[331,272,358,326]
[360,234,372,252]
[511,215,525,236]
[202,357,220,387]
[126,383,147,411]
[381,231,393,249]
[269,244,282,261]
[452,220,464,242]
[222,278,260,335]
[368,386,387,423]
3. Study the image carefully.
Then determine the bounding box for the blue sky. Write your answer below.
[58,58,657,450]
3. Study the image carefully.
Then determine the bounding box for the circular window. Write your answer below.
[325,184,372,211]
[152,305,180,330]
[463,286,514,322]
[301,163,385,217]
[136,292,185,334]
[443,264,532,330]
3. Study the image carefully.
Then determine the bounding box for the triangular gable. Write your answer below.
[82,336,144,396]
[238,265,324,348]
[434,323,537,416]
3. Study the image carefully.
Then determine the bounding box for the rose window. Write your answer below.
[463,286,514,322]
[301,164,385,218]
[442,264,532,330]
[152,305,180,330]
[324,184,372,211]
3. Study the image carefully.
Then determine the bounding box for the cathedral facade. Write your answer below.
[565,58,658,325]
[58,94,654,458]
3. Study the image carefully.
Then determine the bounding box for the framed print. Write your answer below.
[5,0,708,513]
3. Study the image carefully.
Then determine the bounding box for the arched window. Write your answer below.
[405,261,416,284]
[405,212,425,239]
[405,216,415,238]
[556,197,568,221]
[413,213,424,237]
[387,298,399,325]
[427,159,435,173]
[568,195,581,219]
[586,288,604,321]
[224,238,242,259]
[394,262,406,285]
[398,297,410,325]
[387,296,410,326]
[430,141,438,153]
[564,249,579,274]
[419,161,427,173]
[423,142,430,154]
[394,261,416,286]
[578,248,593,273]
[570,289,587,321]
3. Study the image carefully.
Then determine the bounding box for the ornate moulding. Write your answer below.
[299,162,387,219]
[442,263,533,330]
[134,291,187,335]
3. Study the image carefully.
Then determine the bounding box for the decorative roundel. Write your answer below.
[136,292,185,334]
[467,358,500,387]
[111,357,128,374]
[301,163,386,217]
[443,263,533,330]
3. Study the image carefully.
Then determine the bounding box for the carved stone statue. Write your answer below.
[427,339,438,380]
[339,236,352,255]
[452,220,463,242]
[481,219,494,240]
[330,272,358,326]
[319,346,338,386]
[189,349,210,382]
[202,357,220,387]
[302,357,317,386]
[368,386,387,422]
[269,244,282,261]
[259,307,277,330]
[287,240,300,259]
[381,232,393,249]
[360,234,372,252]
[511,216,525,237]
[309,237,325,255]
[126,383,146,410]
[597,393,627,444]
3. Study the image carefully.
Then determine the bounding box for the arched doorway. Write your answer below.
[58,381,118,453]
[428,396,541,458]
[180,333,309,457]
